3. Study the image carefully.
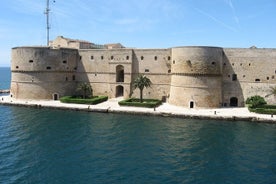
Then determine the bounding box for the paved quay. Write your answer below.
[1,95,275,123]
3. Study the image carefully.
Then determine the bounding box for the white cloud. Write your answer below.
[225,0,240,24]
[195,8,237,32]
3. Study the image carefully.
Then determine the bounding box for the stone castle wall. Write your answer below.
[169,47,223,108]
[222,48,276,106]
[11,47,79,99]
[78,49,134,98]
[10,45,276,108]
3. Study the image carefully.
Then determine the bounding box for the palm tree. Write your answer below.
[133,75,152,103]
[77,82,93,99]
[265,86,276,98]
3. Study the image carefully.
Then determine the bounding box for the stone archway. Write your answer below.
[116,65,124,82]
[230,97,238,107]
[116,85,124,97]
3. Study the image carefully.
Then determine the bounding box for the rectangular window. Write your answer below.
[145,69,149,72]
[232,74,237,81]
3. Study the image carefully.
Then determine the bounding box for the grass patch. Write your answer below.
[248,104,276,114]
[118,98,162,108]
[60,96,108,105]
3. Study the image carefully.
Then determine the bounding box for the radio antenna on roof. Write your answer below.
[45,0,55,46]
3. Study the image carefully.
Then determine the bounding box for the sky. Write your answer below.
[0,0,276,66]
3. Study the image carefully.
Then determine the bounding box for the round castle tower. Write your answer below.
[169,47,223,108]
[11,47,79,100]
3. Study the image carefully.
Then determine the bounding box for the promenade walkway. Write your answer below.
[1,95,275,123]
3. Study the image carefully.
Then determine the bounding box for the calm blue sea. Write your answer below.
[0,67,11,89]
[0,68,276,184]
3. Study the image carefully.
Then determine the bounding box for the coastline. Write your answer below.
[1,95,275,123]
[0,89,10,94]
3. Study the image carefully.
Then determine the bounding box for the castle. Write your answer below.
[10,36,276,108]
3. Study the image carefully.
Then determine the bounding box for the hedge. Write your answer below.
[118,98,162,108]
[258,104,276,109]
[249,108,276,115]
[60,96,108,105]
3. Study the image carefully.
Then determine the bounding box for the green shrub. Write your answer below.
[119,98,162,108]
[258,104,276,109]
[60,96,108,105]
[249,107,276,115]
[246,95,267,108]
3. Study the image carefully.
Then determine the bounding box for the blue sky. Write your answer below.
[0,0,276,66]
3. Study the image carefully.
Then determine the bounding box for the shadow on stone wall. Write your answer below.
[130,51,140,98]
[222,52,245,107]
[75,56,90,97]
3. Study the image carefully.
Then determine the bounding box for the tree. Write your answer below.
[246,95,267,108]
[77,82,93,99]
[133,75,152,103]
[265,86,276,97]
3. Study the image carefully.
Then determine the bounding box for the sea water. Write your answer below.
[0,67,11,90]
[0,67,276,183]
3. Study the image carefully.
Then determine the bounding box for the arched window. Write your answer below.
[116,65,124,82]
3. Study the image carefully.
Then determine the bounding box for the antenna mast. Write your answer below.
[45,0,50,46]
[45,0,55,46]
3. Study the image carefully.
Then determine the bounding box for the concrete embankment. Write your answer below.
[0,95,275,123]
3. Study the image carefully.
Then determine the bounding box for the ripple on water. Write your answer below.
[0,106,275,184]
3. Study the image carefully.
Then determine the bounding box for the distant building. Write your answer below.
[104,43,125,49]
[10,36,276,108]
[49,36,124,49]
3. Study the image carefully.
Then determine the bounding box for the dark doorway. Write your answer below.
[190,101,194,108]
[53,93,59,101]
[116,86,124,97]
[230,97,238,107]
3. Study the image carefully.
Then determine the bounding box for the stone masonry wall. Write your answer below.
[169,47,223,108]
[223,48,276,106]
[10,45,276,107]
[11,47,79,99]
